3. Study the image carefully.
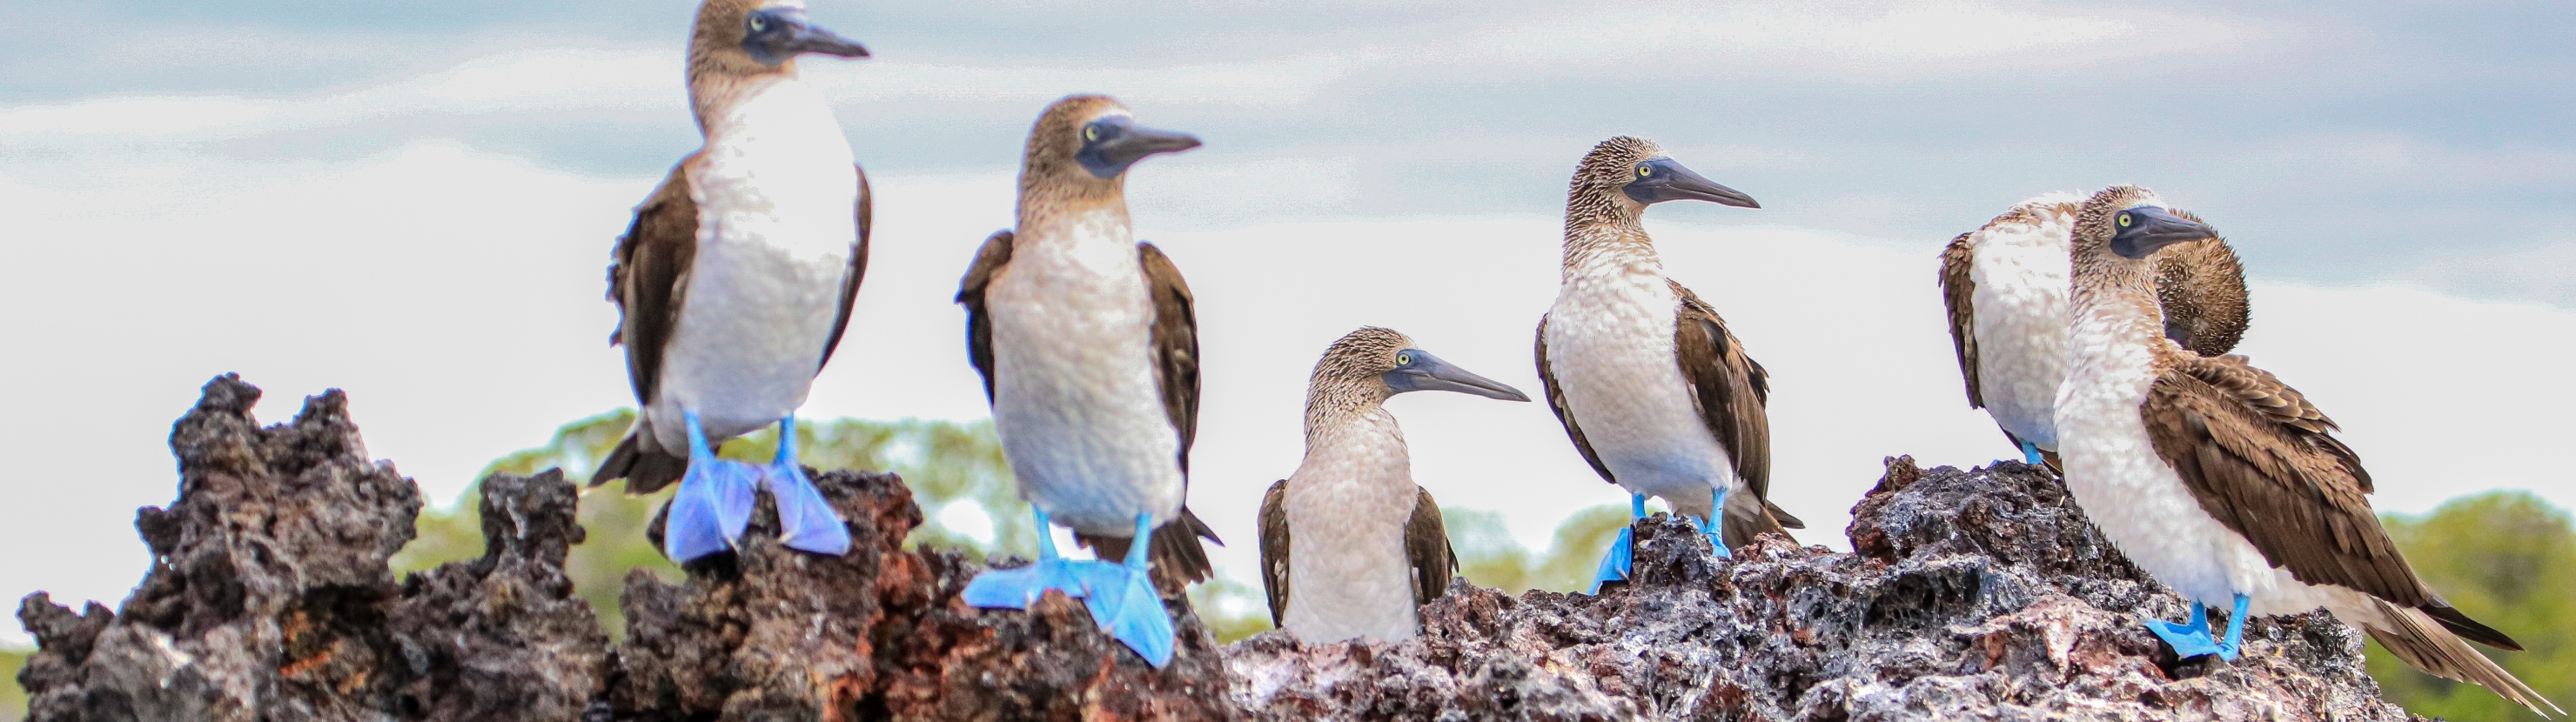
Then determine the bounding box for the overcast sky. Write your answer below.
[4,0,2572,642]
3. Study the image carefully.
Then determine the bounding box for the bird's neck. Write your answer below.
[1017,197,1134,253]
[1560,218,1660,284]
[689,70,851,167]
[2068,253,2181,375]
[1300,397,1408,477]
[1302,380,1396,446]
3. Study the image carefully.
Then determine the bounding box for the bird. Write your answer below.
[1533,137,1803,593]
[2054,184,2559,717]
[953,95,1219,668]
[1257,327,1530,644]
[1939,193,2251,468]
[589,0,872,564]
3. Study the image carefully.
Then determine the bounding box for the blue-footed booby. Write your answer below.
[1258,327,1529,643]
[591,0,871,563]
[1533,137,1804,592]
[954,95,1219,668]
[2056,185,2558,716]
[1938,193,2251,468]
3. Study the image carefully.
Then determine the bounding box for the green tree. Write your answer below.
[2367,491,2576,720]
[2,645,26,722]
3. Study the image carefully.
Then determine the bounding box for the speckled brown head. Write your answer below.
[1305,327,1527,431]
[1566,136,1759,227]
[1017,95,1202,211]
[685,0,867,126]
[2152,211,2251,354]
[2072,185,2220,305]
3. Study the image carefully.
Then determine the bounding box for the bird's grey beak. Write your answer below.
[1624,158,1760,209]
[2110,206,2217,260]
[1383,350,1532,402]
[1078,120,1203,178]
[745,9,869,64]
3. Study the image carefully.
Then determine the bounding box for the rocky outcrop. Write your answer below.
[17,378,2424,721]
[1224,457,2421,721]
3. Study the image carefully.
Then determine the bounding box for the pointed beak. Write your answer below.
[1078,122,1203,178]
[1383,350,1531,402]
[1625,158,1760,209]
[2110,206,2218,260]
[746,9,869,64]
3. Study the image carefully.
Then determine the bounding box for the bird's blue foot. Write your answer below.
[664,411,758,563]
[960,511,1175,667]
[1694,515,1734,560]
[2146,594,2249,661]
[762,415,851,556]
[2020,440,2044,465]
[963,508,1091,607]
[1588,494,1648,594]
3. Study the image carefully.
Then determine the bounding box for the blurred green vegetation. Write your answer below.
[2,645,25,722]
[389,410,1036,638]
[2366,491,2576,720]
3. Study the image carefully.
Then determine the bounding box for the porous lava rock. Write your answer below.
[1224,457,2425,721]
[17,377,2430,721]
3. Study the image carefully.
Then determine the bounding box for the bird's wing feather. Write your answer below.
[2143,353,2430,606]
[1939,231,1983,408]
[1535,315,1618,485]
[1140,242,1201,472]
[955,231,1014,402]
[594,159,700,492]
[1258,478,1291,627]
[1406,485,1459,608]
[1672,280,1798,545]
[817,164,873,370]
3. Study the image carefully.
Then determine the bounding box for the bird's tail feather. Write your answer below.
[1081,506,1222,591]
[594,429,689,494]
[2365,598,2561,718]
[1723,491,1798,550]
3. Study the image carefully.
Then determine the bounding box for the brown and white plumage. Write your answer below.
[1255,327,1525,642]
[594,0,870,494]
[2055,185,2556,716]
[1939,192,2249,469]
[955,95,1218,585]
[1535,137,1801,552]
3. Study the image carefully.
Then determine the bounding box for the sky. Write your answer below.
[3,0,2573,644]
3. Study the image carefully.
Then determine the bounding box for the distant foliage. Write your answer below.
[1,645,24,722]
[2367,491,2576,720]
[389,411,1036,638]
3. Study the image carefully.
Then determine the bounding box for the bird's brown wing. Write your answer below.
[1939,231,1983,408]
[817,164,873,370]
[1406,485,1459,608]
[956,231,1014,402]
[1534,315,1617,485]
[594,157,700,492]
[1086,243,1220,585]
[1258,479,1291,626]
[1670,280,1799,545]
[2142,354,2479,626]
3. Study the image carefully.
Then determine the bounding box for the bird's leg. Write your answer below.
[1072,512,1176,668]
[963,507,1092,610]
[1701,486,1734,559]
[1588,494,1647,594]
[662,410,760,563]
[2020,440,2044,466]
[761,414,853,556]
[2214,593,2250,661]
[2144,599,2226,658]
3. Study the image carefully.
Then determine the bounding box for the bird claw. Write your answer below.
[762,462,851,556]
[2147,595,2248,661]
[1588,525,1635,594]
[663,458,759,563]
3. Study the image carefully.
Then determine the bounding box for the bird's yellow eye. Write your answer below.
[2118,213,2133,228]
[1637,164,1653,178]
[1083,126,1099,142]
[748,16,768,31]
[1396,353,1412,365]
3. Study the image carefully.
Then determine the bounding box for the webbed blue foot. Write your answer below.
[762,415,851,556]
[1588,494,1648,594]
[1073,514,1175,668]
[2146,594,2249,660]
[1694,515,1734,560]
[2020,440,2044,466]
[664,411,758,563]
[963,508,1091,607]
